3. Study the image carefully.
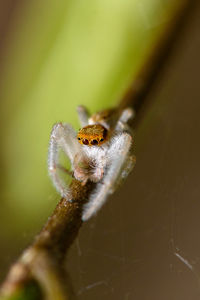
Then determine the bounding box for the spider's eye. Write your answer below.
[100,138,104,142]
[82,139,89,145]
[91,139,98,145]
[78,137,81,140]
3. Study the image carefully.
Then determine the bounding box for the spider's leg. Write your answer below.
[77,105,90,127]
[82,132,133,221]
[115,107,135,132]
[57,164,73,176]
[48,123,81,199]
[120,107,135,123]
[113,153,136,189]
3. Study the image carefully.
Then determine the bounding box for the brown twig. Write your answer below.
[1,180,94,299]
[0,1,194,299]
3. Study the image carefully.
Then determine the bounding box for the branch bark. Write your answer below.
[0,1,194,299]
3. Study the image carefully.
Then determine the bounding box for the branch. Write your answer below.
[1,180,94,300]
[0,1,193,299]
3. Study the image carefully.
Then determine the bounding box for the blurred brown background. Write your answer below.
[66,3,200,300]
[0,1,200,300]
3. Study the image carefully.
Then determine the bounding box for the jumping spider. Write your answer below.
[48,105,135,221]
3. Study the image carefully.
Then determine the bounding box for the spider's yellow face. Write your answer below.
[77,124,108,146]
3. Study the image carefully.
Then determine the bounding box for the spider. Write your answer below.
[48,105,136,221]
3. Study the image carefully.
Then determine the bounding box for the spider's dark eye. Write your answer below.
[100,138,104,142]
[82,139,89,145]
[78,137,81,140]
[91,139,98,145]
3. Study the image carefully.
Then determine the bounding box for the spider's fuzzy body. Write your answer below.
[73,143,107,183]
[48,105,135,221]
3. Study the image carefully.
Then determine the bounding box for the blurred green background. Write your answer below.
[0,0,184,282]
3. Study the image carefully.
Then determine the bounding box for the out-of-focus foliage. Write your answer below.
[0,281,42,300]
[0,0,182,229]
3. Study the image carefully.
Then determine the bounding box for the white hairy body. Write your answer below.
[48,106,135,221]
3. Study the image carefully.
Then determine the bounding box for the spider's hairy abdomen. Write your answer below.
[90,108,115,124]
[77,124,108,146]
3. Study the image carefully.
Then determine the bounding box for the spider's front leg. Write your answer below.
[77,105,90,127]
[48,123,81,199]
[115,107,135,132]
[82,132,134,221]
